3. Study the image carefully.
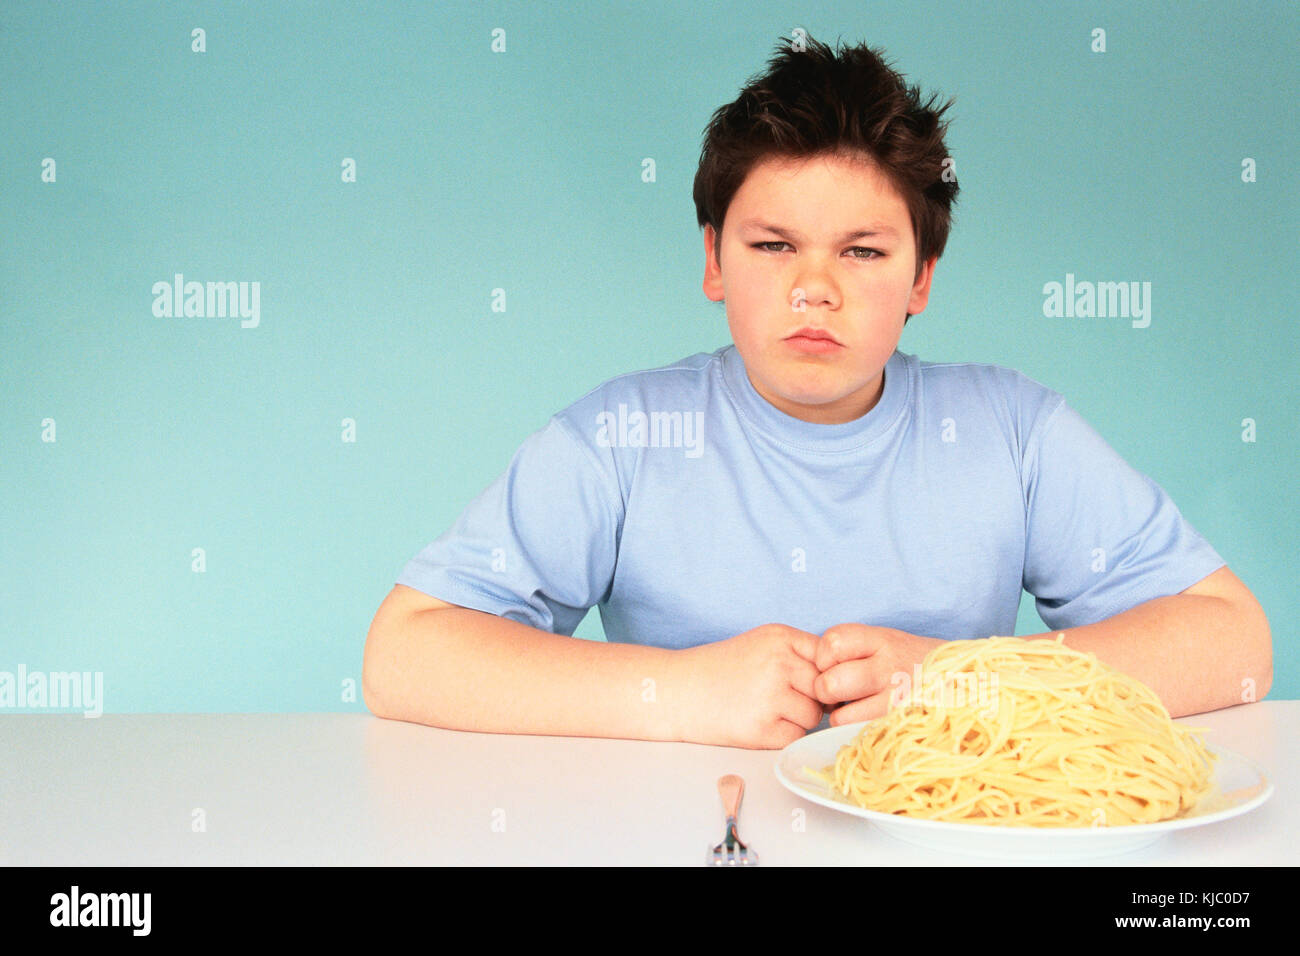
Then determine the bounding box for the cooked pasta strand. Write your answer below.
[811,636,1215,826]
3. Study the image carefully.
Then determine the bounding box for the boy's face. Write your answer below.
[703,151,935,424]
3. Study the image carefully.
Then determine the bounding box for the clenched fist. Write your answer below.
[813,624,944,725]
[673,623,824,749]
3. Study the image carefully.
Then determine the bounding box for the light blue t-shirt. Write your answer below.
[396,345,1224,648]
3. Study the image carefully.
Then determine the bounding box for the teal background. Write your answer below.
[1,0,1295,712]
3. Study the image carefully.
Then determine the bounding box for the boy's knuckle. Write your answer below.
[825,628,849,657]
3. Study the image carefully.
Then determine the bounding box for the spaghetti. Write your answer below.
[806,635,1216,826]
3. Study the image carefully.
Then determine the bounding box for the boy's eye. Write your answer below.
[751,241,882,260]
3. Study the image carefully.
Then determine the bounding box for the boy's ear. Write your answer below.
[703,224,724,302]
[907,256,938,317]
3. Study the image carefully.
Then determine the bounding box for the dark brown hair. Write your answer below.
[692,35,959,319]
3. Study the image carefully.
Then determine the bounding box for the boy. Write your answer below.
[363,37,1271,749]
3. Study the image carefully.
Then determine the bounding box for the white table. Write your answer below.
[2,702,1294,865]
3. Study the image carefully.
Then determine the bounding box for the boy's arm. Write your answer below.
[814,566,1272,723]
[1012,392,1270,718]
[362,584,825,748]
[363,596,680,740]
[1019,565,1272,717]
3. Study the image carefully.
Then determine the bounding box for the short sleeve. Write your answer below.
[1021,400,1225,630]
[395,417,622,635]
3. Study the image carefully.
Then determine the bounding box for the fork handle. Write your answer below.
[717,774,744,819]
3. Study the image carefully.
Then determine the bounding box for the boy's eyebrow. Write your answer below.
[739,220,901,242]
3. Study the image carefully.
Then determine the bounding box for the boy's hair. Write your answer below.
[692,35,959,321]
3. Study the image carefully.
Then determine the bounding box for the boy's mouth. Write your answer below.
[784,326,843,354]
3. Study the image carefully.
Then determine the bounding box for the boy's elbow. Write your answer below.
[362,618,404,720]
[361,637,389,719]
[362,584,466,721]
[1237,591,1272,703]
[1251,608,1273,701]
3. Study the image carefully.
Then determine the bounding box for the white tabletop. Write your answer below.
[2,701,1294,866]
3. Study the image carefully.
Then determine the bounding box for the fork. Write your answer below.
[707,774,759,866]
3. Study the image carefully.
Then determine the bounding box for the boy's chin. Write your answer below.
[773,390,863,419]
[771,377,870,406]
[773,378,885,423]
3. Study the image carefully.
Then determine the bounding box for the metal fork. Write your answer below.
[707,774,759,866]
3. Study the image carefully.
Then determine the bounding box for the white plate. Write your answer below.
[775,720,1274,861]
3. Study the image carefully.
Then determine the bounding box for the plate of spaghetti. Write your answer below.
[776,635,1272,860]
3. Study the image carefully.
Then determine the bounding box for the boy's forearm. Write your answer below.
[1022,592,1272,718]
[363,607,690,741]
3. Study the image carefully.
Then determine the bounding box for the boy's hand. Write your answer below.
[676,623,823,750]
[813,624,944,726]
